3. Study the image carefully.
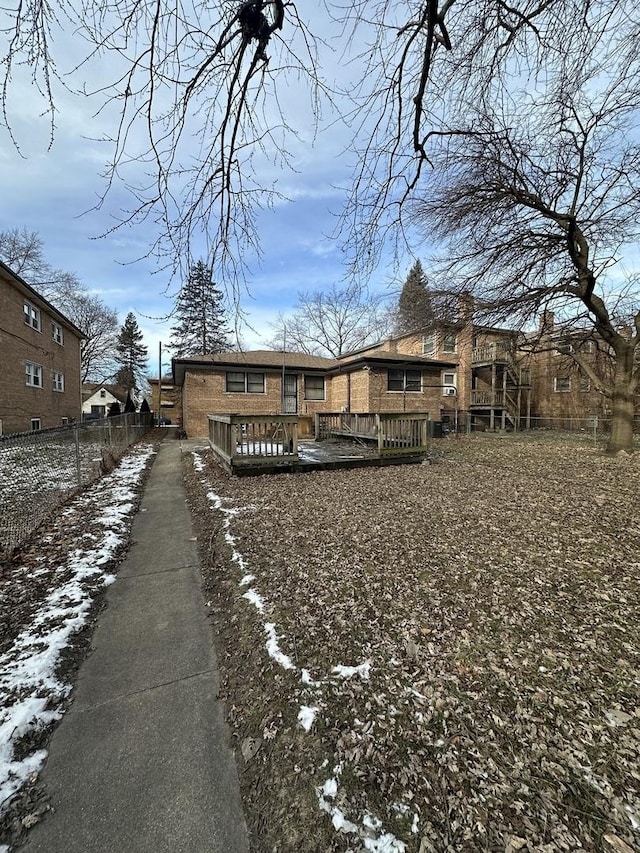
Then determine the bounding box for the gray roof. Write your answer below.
[172,350,338,385]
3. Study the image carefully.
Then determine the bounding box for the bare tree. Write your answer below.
[410,52,640,452]
[67,293,119,383]
[268,281,393,357]
[1,2,325,292]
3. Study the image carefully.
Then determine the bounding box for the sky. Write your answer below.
[0,7,415,379]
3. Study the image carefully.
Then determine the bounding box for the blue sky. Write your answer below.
[0,9,415,377]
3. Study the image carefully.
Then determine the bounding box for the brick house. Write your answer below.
[172,348,457,438]
[0,261,84,435]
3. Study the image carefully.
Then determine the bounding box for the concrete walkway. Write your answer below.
[22,439,249,853]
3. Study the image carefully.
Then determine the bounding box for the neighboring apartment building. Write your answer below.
[0,261,84,435]
[147,377,183,425]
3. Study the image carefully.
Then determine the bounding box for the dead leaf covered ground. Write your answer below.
[184,434,640,853]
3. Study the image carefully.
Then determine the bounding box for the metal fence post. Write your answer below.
[74,425,82,485]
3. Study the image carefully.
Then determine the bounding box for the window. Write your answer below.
[24,302,41,331]
[578,340,594,354]
[52,371,65,392]
[31,418,41,431]
[442,371,457,387]
[61,417,69,425]
[554,376,571,392]
[442,333,457,353]
[100,389,107,398]
[555,342,572,355]
[304,374,325,401]
[388,369,422,392]
[580,375,591,392]
[226,371,265,393]
[52,322,64,344]
[25,362,43,387]
[422,333,436,356]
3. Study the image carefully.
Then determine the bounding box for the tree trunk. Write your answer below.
[607,350,636,453]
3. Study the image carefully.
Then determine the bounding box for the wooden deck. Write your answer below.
[208,412,431,476]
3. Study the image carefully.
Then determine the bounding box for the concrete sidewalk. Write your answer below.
[22,439,249,853]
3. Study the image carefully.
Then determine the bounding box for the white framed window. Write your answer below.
[555,342,572,355]
[26,362,43,387]
[422,333,436,356]
[61,417,69,425]
[554,376,571,392]
[442,371,457,394]
[580,375,591,392]
[52,322,64,345]
[388,369,422,392]
[304,374,325,401]
[226,371,265,393]
[24,301,41,331]
[442,333,457,353]
[52,371,65,392]
[31,418,41,431]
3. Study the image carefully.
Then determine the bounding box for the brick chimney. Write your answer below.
[459,293,474,323]
[539,310,554,332]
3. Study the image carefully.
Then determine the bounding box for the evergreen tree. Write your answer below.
[170,260,231,357]
[115,312,148,393]
[108,400,122,417]
[123,391,136,413]
[396,260,434,334]
[139,398,151,413]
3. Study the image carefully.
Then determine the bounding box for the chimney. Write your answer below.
[459,293,474,323]
[539,310,554,332]
[387,338,398,353]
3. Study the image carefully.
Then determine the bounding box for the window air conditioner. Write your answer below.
[444,387,457,396]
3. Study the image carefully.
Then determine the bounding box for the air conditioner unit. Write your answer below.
[444,387,457,396]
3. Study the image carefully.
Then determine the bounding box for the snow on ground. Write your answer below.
[0,444,155,826]
[192,450,406,851]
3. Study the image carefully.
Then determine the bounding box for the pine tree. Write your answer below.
[123,391,136,413]
[114,312,148,393]
[396,260,434,334]
[170,260,231,357]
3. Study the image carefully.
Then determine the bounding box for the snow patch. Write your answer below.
[298,705,319,732]
[332,661,371,680]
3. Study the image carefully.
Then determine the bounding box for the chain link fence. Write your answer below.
[466,414,640,448]
[0,412,154,558]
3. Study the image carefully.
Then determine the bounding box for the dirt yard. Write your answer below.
[184,433,640,853]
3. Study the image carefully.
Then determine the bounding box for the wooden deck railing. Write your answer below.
[378,413,430,456]
[315,412,378,439]
[208,414,299,469]
[315,412,429,456]
[472,342,514,364]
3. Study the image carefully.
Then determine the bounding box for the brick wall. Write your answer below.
[183,369,335,437]
[0,274,82,435]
